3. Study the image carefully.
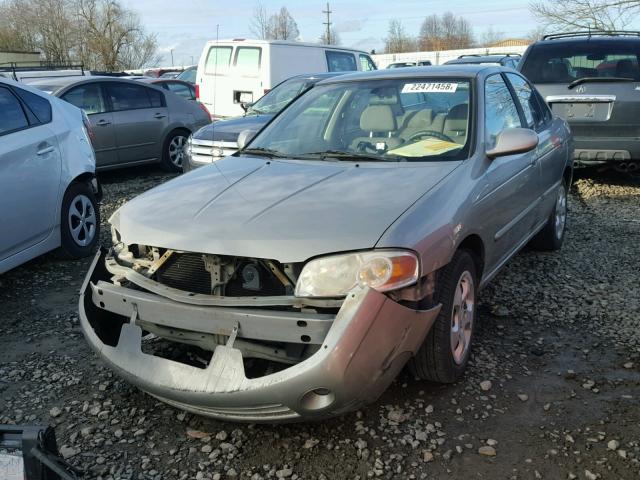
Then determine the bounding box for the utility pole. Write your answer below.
[170,49,174,66]
[322,2,332,44]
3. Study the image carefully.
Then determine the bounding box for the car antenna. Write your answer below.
[212,23,219,153]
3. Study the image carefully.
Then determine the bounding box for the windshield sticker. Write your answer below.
[388,138,462,157]
[401,82,459,93]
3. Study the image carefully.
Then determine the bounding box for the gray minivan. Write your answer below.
[29,77,210,171]
[519,31,640,173]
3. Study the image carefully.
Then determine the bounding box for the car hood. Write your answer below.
[110,155,459,263]
[192,114,273,143]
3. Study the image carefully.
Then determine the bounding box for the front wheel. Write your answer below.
[59,182,100,259]
[530,181,567,251]
[161,131,189,172]
[409,250,478,383]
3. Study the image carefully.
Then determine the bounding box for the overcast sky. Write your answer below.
[122,0,538,66]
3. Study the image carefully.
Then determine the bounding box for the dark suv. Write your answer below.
[519,31,640,172]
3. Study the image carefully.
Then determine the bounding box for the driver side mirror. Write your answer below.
[486,128,539,159]
[237,129,257,150]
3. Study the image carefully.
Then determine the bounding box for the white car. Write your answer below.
[0,77,100,274]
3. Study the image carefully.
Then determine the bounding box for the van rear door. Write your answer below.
[228,46,264,117]
[197,44,235,118]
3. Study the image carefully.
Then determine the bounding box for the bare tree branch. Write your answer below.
[530,0,640,32]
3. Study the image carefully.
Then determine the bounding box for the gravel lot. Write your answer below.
[1,166,638,480]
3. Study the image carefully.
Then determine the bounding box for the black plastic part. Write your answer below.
[0,425,82,479]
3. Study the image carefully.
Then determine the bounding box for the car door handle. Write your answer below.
[154,113,167,119]
[37,145,55,155]
[96,119,111,126]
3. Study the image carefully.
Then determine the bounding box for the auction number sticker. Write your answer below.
[402,82,458,93]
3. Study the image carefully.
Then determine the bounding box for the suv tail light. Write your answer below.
[81,111,95,144]
[195,84,200,100]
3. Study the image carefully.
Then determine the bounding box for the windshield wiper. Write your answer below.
[568,77,635,89]
[240,147,285,158]
[300,150,400,162]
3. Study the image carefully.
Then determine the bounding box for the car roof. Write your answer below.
[287,72,343,82]
[448,55,514,64]
[135,78,192,85]
[317,65,501,84]
[26,75,158,94]
[535,33,640,45]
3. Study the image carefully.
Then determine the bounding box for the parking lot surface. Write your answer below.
[1,167,639,480]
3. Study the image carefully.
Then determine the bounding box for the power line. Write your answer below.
[322,2,332,44]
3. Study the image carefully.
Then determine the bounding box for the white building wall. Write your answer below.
[372,45,529,68]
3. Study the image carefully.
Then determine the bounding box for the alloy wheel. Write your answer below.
[68,194,96,247]
[450,270,475,365]
[555,185,567,240]
[169,135,187,168]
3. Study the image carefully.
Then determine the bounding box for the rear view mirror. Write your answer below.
[486,128,539,159]
[240,102,254,113]
[237,129,256,150]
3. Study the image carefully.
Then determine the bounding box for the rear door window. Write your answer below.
[485,74,522,149]
[13,87,52,124]
[204,46,233,74]
[0,87,28,134]
[521,41,640,83]
[106,82,156,111]
[166,82,195,100]
[62,83,107,114]
[147,87,164,107]
[326,51,357,72]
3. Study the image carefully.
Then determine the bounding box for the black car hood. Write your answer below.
[192,114,273,142]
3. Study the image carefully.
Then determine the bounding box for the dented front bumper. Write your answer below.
[79,249,440,422]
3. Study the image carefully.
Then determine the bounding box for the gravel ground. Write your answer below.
[0,166,639,480]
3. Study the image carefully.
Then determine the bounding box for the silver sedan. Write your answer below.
[79,66,573,422]
[29,76,210,172]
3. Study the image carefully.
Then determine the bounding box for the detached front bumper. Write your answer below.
[79,249,440,422]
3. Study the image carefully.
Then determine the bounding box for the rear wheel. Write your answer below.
[59,182,100,259]
[409,250,478,383]
[530,181,567,251]
[161,130,189,172]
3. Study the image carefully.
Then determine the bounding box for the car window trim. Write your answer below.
[12,85,53,127]
[103,81,165,113]
[0,85,38,137]
[504,72,543,132]
[62,81,109,116]
[500,72,530,131]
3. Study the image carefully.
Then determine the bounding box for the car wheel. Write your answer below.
[59,182,100,259]
[409,250,477,383]
[530,181,567,251]
[161,130,189,172]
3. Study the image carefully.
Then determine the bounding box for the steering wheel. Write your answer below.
[408,130,455,143]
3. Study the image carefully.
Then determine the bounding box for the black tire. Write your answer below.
[161,130,189,172]
[409,250,478,383]
[59,182,100,259]
[530,181,567,251]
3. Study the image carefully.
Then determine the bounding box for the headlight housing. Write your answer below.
[294,250,419,298]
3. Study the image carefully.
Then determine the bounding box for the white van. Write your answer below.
[196,39,377,118]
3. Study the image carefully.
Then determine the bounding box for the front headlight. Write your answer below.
[294,250,419,298]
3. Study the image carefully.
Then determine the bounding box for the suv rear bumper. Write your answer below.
[79,249,440,422]
[572,137,640,166]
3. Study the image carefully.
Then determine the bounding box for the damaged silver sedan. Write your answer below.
[80,66,573,422]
